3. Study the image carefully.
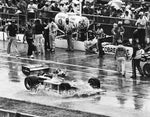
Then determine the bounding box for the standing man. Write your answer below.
[23,23,36,58]
[131,43,145,79]
[114,41,128,77]
[135,12,148,48]
[7,19,19,56]
[112,21,125,45]
[64,18,74,52]
[33,19,45,55]
[45,18,58,52]
[96,23,105,58]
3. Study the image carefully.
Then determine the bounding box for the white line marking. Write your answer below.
[0,54,118,73]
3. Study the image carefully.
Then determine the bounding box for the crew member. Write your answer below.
[45,18,58,52]
[6,19,19,57]
[33,19,45,55]
[135,12,148,48]
[131,41,145,79]
[23,23,36,58]
[64,18,74,52]
[96,23,105,58]
[112,21,125,45]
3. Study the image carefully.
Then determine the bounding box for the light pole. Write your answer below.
[79,0,83,16]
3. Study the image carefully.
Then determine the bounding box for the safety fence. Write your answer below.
[0,109,38,117]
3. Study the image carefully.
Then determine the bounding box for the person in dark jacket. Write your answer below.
[23,24,36,58]
[96,23,105,58]
[33,19,45,55]
[6,20,19,56]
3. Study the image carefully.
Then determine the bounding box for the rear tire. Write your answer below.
[59,83,71,92]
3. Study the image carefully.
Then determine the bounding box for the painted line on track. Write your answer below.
[0,54,119,73]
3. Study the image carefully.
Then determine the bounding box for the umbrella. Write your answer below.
[108,0,124,10]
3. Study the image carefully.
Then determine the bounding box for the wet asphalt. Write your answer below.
[0,40,150,117]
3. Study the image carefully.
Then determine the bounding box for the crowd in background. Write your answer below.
[0,0,149,21]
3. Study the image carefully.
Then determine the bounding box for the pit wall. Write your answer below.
[0,109,38,117]
[0,31,133,56]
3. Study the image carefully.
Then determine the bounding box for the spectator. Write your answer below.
[135,12,148,48]
[6,20,19,57]
[45,18,58,52]
[16,0,27,14]
[121,10,132,25]
[37,0,45,9]
[112,21,125,45]
[27,0,37,19]
[40,2,51,18]
[51,2,60,12]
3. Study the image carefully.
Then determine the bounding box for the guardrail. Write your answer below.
[0,109,39,117]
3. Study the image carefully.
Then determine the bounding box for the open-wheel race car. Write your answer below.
[22,64,102,97]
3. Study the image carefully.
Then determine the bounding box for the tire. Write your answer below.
[59,83,71,92]
[143,63,150,77]
[88,78,100,88]
[24,76,40,90]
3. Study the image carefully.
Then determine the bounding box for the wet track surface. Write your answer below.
[0,41,150,117]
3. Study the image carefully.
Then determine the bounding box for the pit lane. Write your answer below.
[0,46,150,117]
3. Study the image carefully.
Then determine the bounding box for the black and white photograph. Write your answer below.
[0,0,150,117]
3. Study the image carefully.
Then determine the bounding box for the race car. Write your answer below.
[22,65,101,97]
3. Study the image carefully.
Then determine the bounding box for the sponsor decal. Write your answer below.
[103,45,133,56]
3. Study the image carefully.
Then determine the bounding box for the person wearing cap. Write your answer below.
[6,20,19,56]
[135,12,148,48]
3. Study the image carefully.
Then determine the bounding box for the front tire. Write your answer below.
[88,78,101,88]
[24,76,40,90]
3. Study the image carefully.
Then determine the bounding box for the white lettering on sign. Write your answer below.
[103,45,133,56]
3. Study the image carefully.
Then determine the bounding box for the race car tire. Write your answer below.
[59,83,71,92]
[88,78,100,88]
[24,76,41,90]
[143,63,150,77]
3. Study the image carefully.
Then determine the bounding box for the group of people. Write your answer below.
[6,17,75,58]
[114,21,148,79]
